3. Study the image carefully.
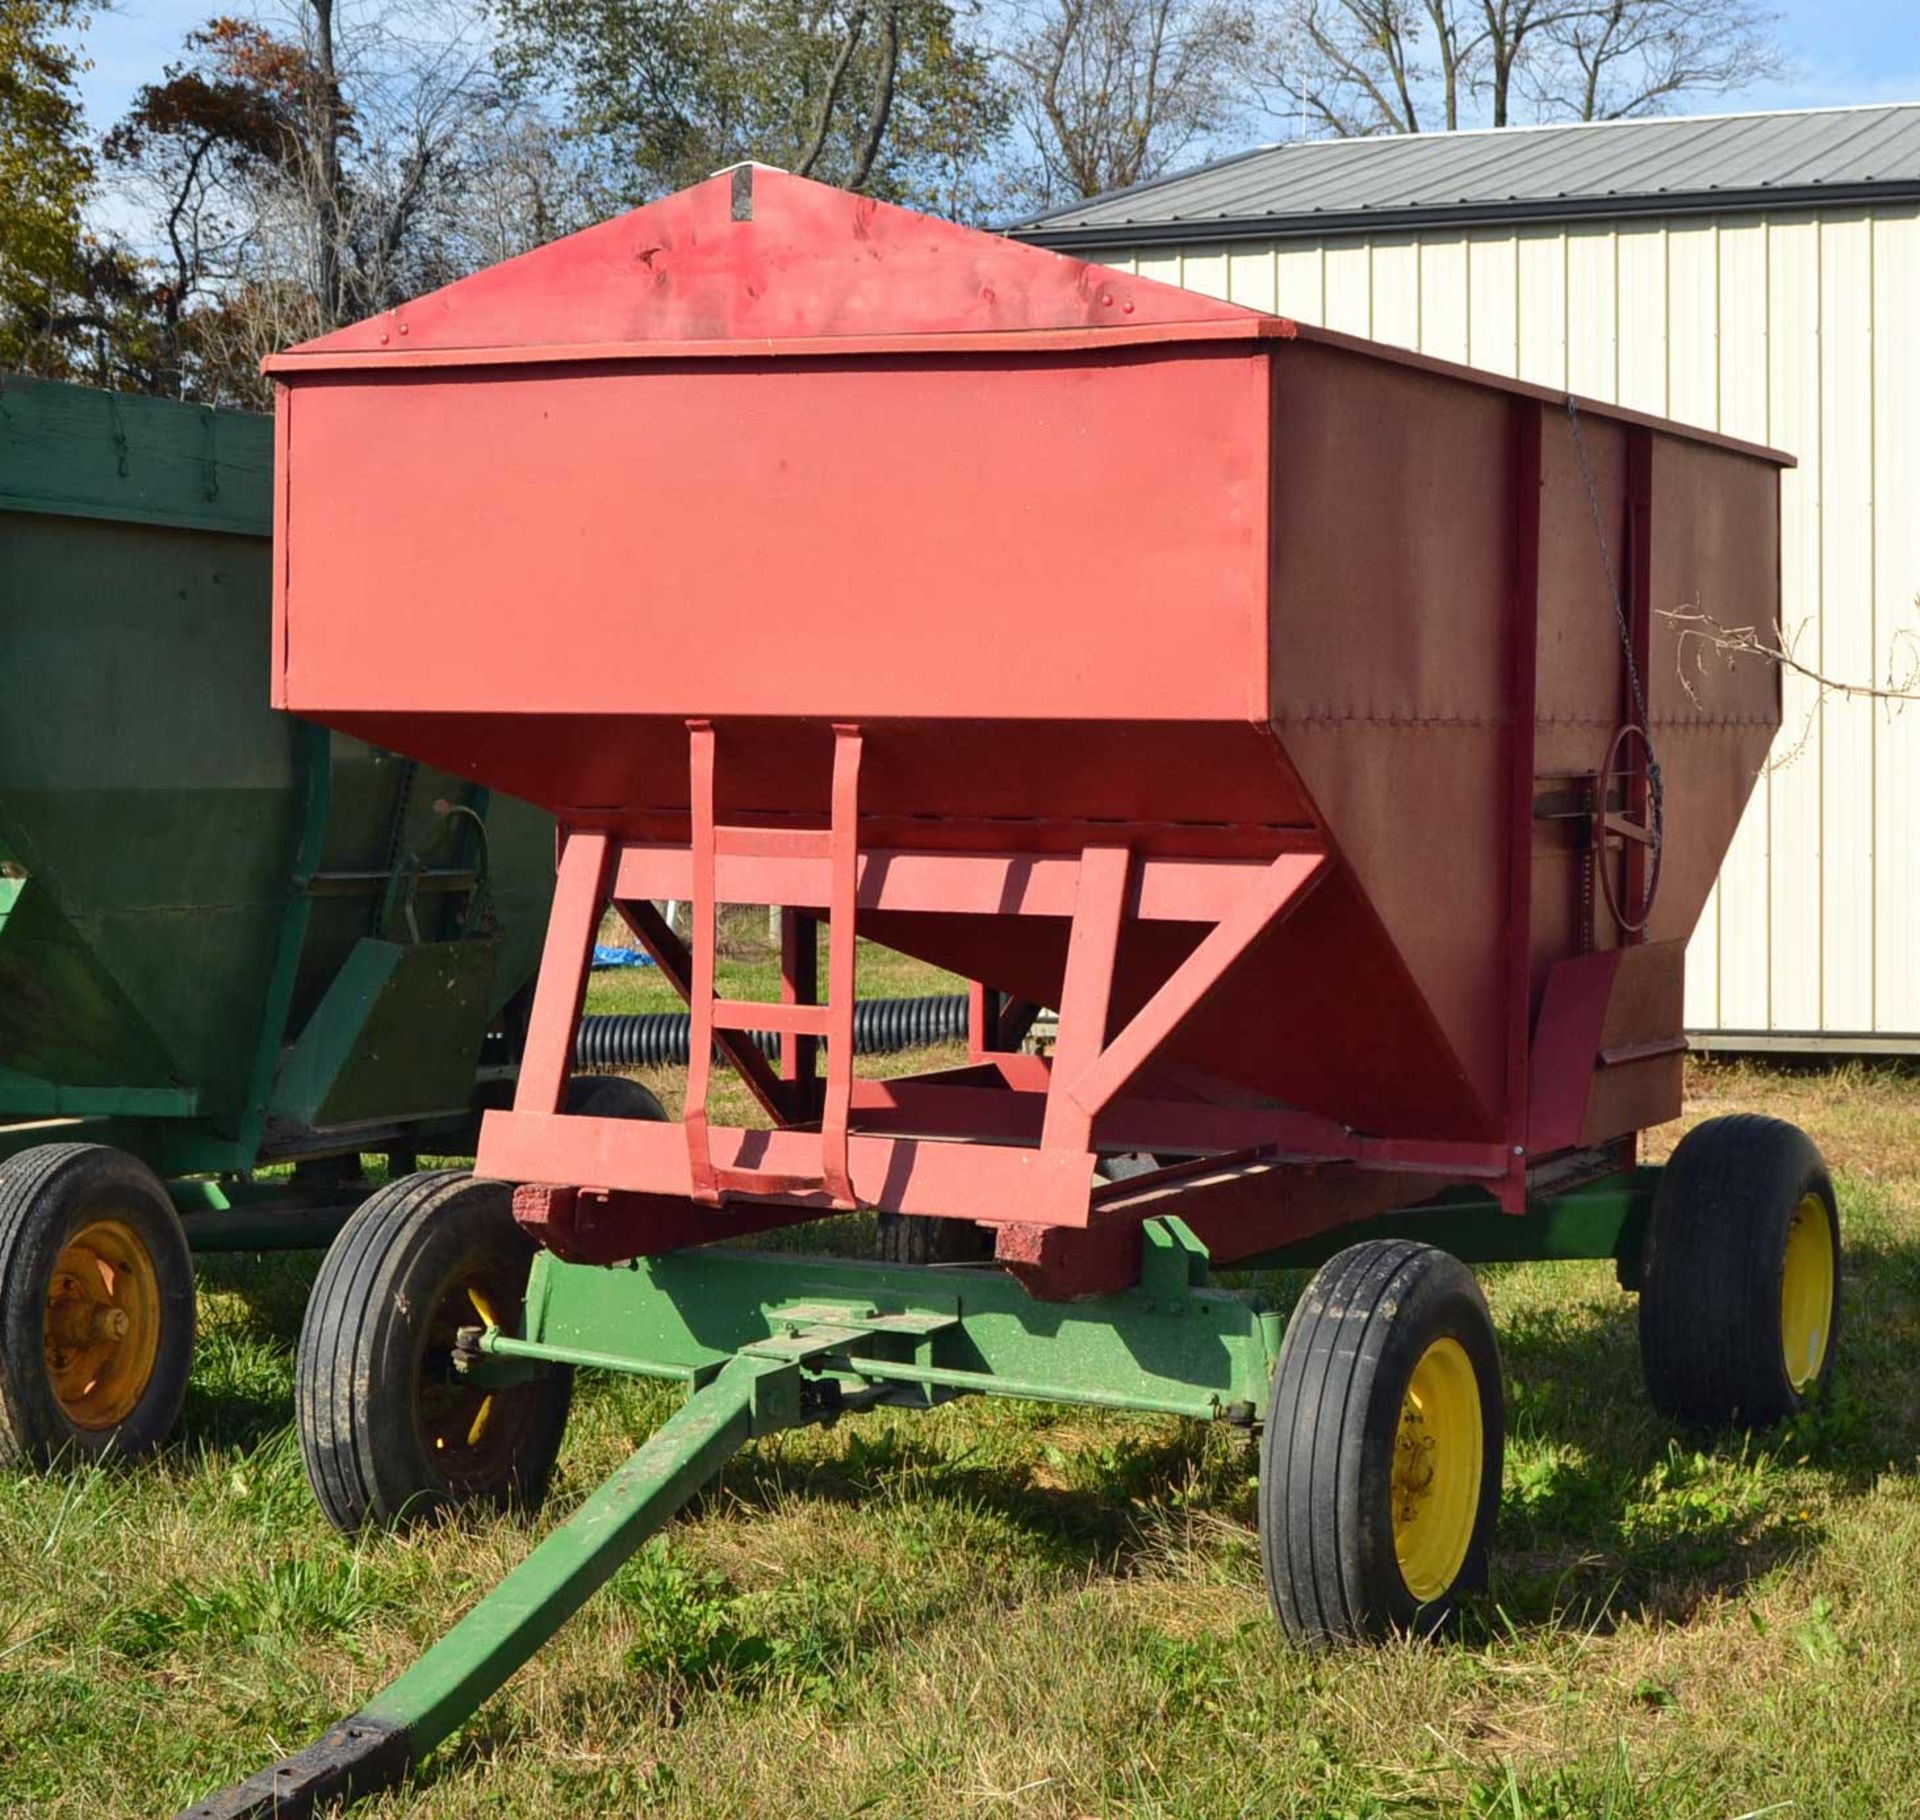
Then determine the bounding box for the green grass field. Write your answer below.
[3,947,1918,1816]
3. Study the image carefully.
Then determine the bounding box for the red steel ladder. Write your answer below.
[682,719,863,1208]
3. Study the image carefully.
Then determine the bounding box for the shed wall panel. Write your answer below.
[1818,215,1877,1030]
[1716,220,1774,1030]
[1766,216,1824,1032]
[1467,234,1518,376]
[1874,213,1920,1032]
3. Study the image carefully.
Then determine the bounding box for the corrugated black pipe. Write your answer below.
[575,993,970,1070]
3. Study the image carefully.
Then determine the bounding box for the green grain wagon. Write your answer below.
[0,375,557,1463]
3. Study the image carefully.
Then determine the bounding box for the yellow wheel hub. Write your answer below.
[1391,1336,1483,1603]
[44,1218,162,1430]
[1780,1193,1835,1393]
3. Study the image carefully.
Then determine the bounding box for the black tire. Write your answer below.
[562,1073,668,1121]
[0,1143,195,1467]
[1639,1113,1839,1426]
[296,1171,572,1531]
[1260,1240,1504,1647]
[875,1212,994,1265]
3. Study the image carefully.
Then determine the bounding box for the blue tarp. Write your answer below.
[591,945,657,970]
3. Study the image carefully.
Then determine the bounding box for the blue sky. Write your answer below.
[67,0,1920,147]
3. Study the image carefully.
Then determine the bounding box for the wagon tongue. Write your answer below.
[177,1350,785,1818]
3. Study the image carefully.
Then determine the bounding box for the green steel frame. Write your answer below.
[186,1167,1653,1818]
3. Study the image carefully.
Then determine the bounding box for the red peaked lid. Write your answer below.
[266,164,1285,371]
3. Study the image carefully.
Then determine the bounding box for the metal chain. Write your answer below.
[1566,397,1664,930]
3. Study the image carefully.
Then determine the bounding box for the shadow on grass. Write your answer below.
[708,1414,1244,1576]
[171,1252,316,1453]
[1471,1232,1920,1636]
[191,1250,321,1341]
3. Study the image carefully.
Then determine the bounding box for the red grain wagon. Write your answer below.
[188,168,1836,1818]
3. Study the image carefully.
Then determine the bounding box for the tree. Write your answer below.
[102,20,311,391]
[96,0,548,402]
[1002,0,1257,205]
[0,0,96,373]
[1259,0,1784,136]
[256,0,505,333]
[1536,0,1784,122]
[492,0,1009,215]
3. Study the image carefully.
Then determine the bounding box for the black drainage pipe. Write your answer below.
[575,993,970,1070]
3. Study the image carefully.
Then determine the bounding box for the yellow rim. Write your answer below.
[1780,1193,1835,1393]
[43,1217,163,1430]
[1392,1336,1484,1603]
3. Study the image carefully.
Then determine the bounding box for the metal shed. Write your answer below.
[1015,103,1920,1054]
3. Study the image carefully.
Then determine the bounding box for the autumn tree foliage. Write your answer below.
[0,0,100,372]
[101,20,314,391]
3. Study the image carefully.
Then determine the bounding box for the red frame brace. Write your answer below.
[481,753,1341,1236]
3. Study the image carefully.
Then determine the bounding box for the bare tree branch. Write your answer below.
[795,2,870,178]
[1255,0,1785,135]
[1662,600,1920,711]
[1004,0,1255,203]
[849,0,902,187]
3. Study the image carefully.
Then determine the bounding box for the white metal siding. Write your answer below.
[1096,208,1920,1044]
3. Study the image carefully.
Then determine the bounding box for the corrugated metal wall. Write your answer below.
[1093,211,1920,1046]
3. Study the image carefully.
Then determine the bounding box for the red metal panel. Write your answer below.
[612,844,1302,921]
[273,166,1263,363]
[1265,340,1518,1136]
[1525,948,1624,1155]
[306,714,1318,846]
[477,1109,1100,1227]
[275,352,1272,731]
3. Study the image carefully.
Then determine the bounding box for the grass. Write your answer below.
[4,953,1920,1816]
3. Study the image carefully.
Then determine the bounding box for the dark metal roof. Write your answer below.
[1011,104,1920,247]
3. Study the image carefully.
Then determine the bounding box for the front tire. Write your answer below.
[1639,1113,1839,1425]
[1260,1240,1504,1647]
[0,1144,195,1467]
[296,1171,571,1531]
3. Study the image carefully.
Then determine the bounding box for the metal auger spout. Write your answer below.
[177,1352,801,1820]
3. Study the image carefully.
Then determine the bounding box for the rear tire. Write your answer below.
[1260,1240,1503,1647]
[296,1171,571,1531]
[0,1144,195,1467]
[562,1073,668,1121]
[1639,1113,1839,1426]
[876,1212,993,1265]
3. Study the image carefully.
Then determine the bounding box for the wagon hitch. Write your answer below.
[176,1351,805,1820]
